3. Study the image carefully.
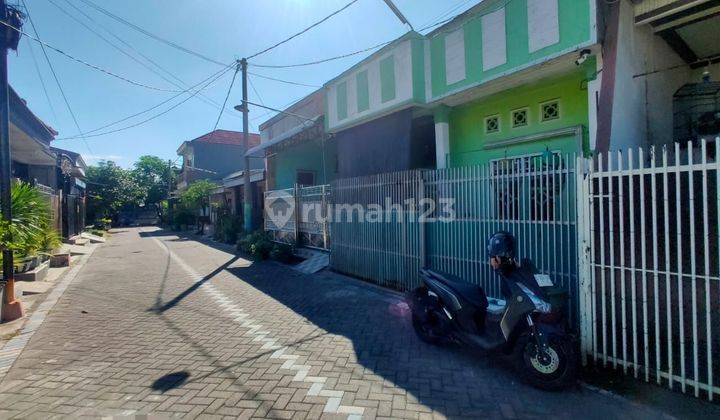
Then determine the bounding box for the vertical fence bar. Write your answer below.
[651,147,661,384]
[715,136,720,400]
[589,155,598,361]
[618,150,627,373]
[599,153,607,365]
[675,142,686,392]
[608,152,617,368]
[638,148,650,381]
[662,145,673,390]
[701,139,712,401]
[628,148,639,377]
[688,141,699,397]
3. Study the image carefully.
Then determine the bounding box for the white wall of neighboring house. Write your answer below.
[326,39,415,131]
[610,0,719,151]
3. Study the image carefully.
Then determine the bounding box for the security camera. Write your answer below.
[575,49,591,66]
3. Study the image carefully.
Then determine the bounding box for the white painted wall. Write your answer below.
[435,122,450,169]
[528,0,560,53]
[481,7,507,71]
[326,39,415,131]
[445,28,466,85]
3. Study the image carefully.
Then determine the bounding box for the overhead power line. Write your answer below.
[55,64,235,140]
[250,0,498,69]
[250,39,393,69]
[247,71,319,88]
[24,37,58,123]
[20,0,93,154]
[247,0,360,60]
[246,100,317,123]
[48,0,177,90]
[0,19,181,93]
[57,0,241,120]
[76,0,227,67]
[207,62,241,142]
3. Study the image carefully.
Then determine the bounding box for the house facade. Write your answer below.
[175,129,265,232]
[325,32,436,178]
[50,147,87,238]
[597,0,720,154]
[252,89,334,191]
[425,0,600,168]
[175,129,263,192]
[9,86,58,188]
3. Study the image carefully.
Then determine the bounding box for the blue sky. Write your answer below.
[11,0,478,167]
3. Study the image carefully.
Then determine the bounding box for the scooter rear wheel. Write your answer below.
[514,333,577,391]
[410,288,447,345]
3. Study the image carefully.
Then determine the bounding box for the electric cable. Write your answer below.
[247,0,360,60]
[247,71,319,88]
[20,0,93,154]
[206,63,241,143]
[24,37,58,123]
[62,0,241,119]
[55,64,235,140]
[76,0,227,67]
[0,19,180,93]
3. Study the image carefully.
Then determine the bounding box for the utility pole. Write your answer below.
[0,0,23,321]
[166,159,173,227]
[240,58,253,232]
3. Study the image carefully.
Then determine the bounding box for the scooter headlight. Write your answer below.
[517,283,552,314]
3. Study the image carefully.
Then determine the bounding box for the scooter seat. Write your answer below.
[427,270,488,310]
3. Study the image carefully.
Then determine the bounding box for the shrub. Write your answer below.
[269,243,294,263]
[237,230,274,260]
[214,214,242,244]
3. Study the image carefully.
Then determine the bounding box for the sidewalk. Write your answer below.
[0,242,99,349]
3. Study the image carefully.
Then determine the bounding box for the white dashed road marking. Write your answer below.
[152,238,365,419]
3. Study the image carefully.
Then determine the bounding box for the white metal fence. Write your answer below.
[263,185,331,250]
[264,139,720,401]
[578,138,720,401]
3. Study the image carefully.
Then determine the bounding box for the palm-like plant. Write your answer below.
[0,182,52,257]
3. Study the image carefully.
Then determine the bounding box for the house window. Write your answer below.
[296,170,316,187]
[490,152,564,221]
[541,100,560,122]
[511,108,528,128]
[485,115,500,134]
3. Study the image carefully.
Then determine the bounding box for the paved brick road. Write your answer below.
[0,228,698,418]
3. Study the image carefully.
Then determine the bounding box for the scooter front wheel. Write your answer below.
[514,333,577,391]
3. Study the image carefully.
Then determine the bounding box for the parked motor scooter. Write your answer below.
[409,262,577,390]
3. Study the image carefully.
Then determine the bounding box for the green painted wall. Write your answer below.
[272,139,337,190]
[411,38,426,103]
[448,71,590,167]
[380,55,396,103]
[336,82,348,121]
[430,0,592,99]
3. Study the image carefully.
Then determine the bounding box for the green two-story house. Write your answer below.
[426,0,600,168]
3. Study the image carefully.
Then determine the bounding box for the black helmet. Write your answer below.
[487,231,516,260]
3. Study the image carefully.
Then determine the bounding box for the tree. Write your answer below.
[179,179,217,233]
[133,155,175,207]
[86,161,146,222]
[180,179,216,214]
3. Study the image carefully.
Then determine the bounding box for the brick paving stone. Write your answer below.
[0,228,712,419]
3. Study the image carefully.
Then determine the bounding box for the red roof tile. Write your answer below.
[190,129,260,147]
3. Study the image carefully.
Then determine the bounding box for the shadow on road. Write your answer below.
[222,263,550,418]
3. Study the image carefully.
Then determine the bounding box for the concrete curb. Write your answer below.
[0,244,98,382]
